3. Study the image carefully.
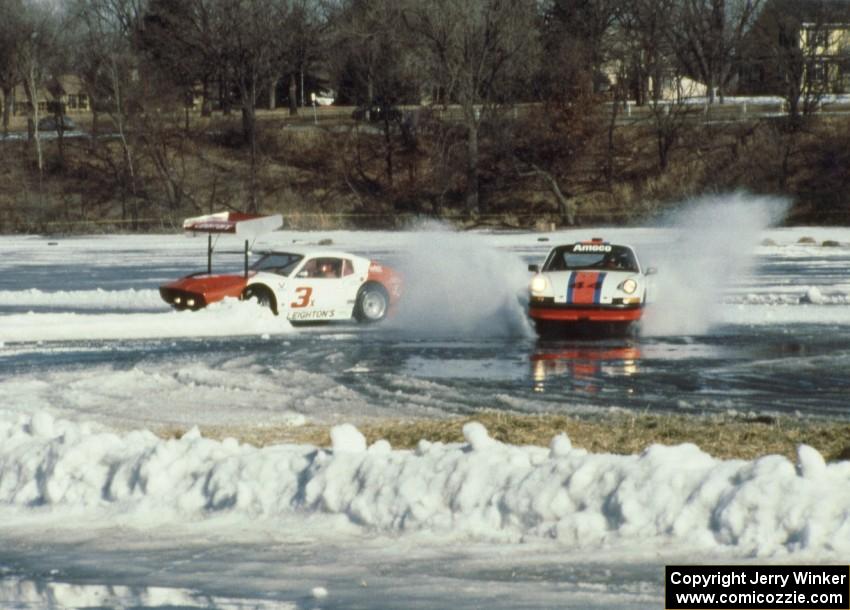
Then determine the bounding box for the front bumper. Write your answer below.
[529,299,643,323]
[159,287,207,310]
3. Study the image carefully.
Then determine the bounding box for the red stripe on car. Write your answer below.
[569,271,600,305]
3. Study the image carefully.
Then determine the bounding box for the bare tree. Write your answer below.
[17,0,64,178]
[0,0,25,137]
[284,0,327,114]
[404,0,540,214]
[670,0,764,103]
[747,0,837,124]
[327,0,418,190]
[618,0,678,105]
[542,0,624,96]
[511,92,603,225]
[328,0,417,110]
[214,0,289,212]
[141,0,236,119]
[72,0,147,223]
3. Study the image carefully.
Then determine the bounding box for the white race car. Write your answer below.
[527,239,654,334]
[159,212,401,324]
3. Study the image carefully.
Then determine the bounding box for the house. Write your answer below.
[3,74,91,117]
[53,75,91,113]
[739,0,850,96]
[800,17,850,91]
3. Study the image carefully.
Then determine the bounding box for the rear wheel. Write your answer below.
[242,285,278,315]
[354,282,389,323]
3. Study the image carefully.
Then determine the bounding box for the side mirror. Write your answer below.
[528,264,539,273]
[645,267,657,276]
[297,270,310,278]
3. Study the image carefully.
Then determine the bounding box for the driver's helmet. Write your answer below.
[607,252,627,269]
[320,262,335,276]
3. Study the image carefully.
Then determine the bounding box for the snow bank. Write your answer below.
[719,303,850,326]
[0,579,293,610]
[0,288,163,310]
[0,299,291,343]
[2,412,849,556]
[725,290,850,306]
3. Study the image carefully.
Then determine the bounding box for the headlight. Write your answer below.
[530,275,549,294]
[620,279,638,294]
[186,298,196,307]
[174,296,182,304]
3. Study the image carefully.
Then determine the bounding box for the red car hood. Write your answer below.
[160,273,250,308]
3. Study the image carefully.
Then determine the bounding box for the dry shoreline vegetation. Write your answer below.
[174,411,850,463]
[6,106,850,234]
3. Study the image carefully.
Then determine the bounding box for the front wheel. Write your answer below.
[242,285,278,315]
[354,282,389,323]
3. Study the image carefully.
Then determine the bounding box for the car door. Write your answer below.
[282,257,354,321]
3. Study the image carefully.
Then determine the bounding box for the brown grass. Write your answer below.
[158,411,850,463]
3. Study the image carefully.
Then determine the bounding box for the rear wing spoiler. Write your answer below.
[183,212,283,238]
[183,212,283,276]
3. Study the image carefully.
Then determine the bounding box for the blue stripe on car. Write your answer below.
[594,273,607,304]
[566,272,575,304]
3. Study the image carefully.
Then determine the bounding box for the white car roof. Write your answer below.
[551,242,636,249]
[260,248,370,263]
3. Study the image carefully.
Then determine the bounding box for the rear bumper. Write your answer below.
[529,303,643,323]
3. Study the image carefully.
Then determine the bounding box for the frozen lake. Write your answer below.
[2,222,850,426]
[2,197,850,609]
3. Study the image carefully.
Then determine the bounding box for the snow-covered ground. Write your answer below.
[2,195,850,608]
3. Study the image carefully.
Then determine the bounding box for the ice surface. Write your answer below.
[3,219,850,607]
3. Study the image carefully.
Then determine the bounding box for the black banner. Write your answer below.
[666,565,850,609]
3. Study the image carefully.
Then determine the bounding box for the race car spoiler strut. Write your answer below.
[182,212,283,276]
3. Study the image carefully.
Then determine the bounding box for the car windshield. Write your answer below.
[543,244,639,273]
[251,252,303,276]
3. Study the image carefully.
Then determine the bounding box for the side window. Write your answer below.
[298,258,343,278]
[342,259,354,277]
[315,258,342,278]
[299,259,318,277]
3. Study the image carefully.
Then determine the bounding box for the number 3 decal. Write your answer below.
[291,286,313,308]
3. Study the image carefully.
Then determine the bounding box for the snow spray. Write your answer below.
[388,221,533,338]
[640,192,789,336]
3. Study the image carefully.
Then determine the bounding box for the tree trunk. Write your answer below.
[221,76,231,115]
[383,115,393,185]
[465,119,480,214]
[55,106,65,168]
[657,127,671,171]
[1,86,10,136]
[288,74,297,116]
[366,76,374,121]
[607,92,620,187]
[268,78,277,110]
[240,80,259,214]
[90,107,99,153]
[522,165,575,225]
[25,72,43,179]
[201,78,211,117]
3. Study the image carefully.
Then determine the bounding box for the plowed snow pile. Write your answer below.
[2,411,848,556]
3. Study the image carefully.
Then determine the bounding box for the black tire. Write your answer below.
[354,282,389,323]
[242,285,278,315]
